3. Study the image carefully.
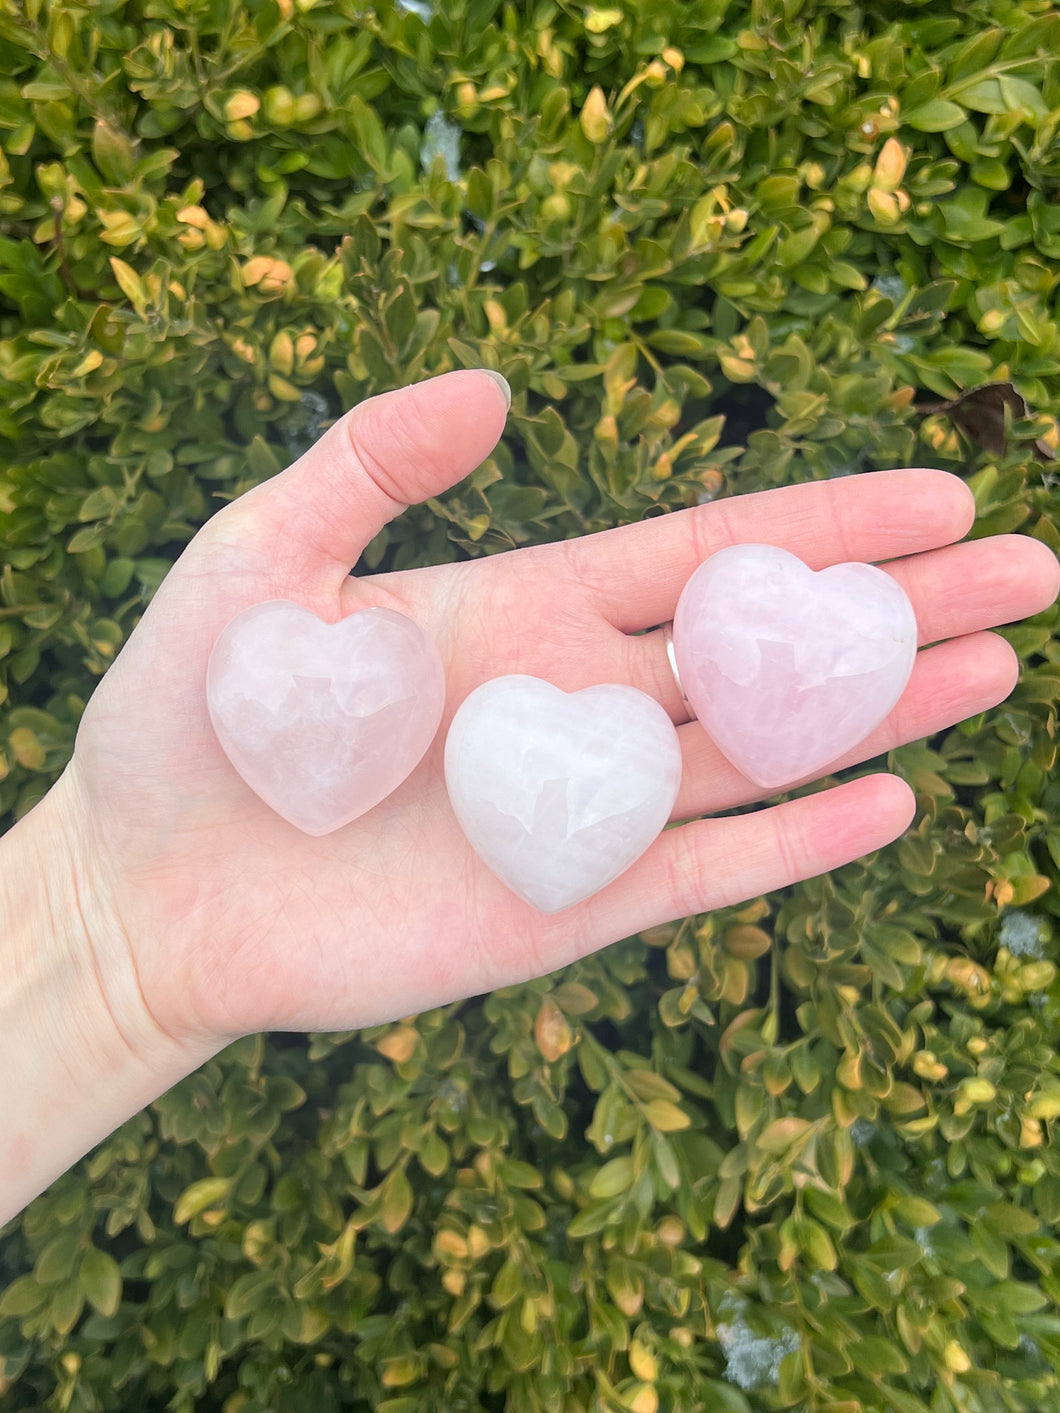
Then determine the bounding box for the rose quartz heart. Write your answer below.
[444,676,683,912]
[206,601,445,835]
[672,544,918,790]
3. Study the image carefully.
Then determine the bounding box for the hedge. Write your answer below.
[2,0,1060,1410]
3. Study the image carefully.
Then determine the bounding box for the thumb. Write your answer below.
[235,368,511,569]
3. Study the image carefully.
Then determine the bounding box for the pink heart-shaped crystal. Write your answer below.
[206,601,445,835]
[672,544,918,790]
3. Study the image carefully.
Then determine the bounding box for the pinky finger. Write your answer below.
[578,773,916,944]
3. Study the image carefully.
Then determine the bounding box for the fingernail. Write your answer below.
[479,368,512,411]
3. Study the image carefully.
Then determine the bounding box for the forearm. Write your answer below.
[0,771,206,1227]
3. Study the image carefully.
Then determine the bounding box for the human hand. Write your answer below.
[5,367,1058,1222]
[40,370,1060,1054]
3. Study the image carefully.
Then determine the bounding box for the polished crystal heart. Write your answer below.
[672,544,918,790]
[207,601,445,835]
[444,676,683,913]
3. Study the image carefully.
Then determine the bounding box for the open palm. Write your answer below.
[54,371,1060,1058]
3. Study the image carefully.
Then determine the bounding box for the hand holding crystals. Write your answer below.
[57,370,1059,1050]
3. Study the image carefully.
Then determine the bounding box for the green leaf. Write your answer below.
[698,1380,752,1412]
[686,37,738,63]
[879,1389,932,1413]
[1000,14,1060,59]
[948,78,1006,114]
[797,1216,837,1271]
[652,1132,680,1190]
[245,434,283,480]
[984,1201,1040,1237]
[642,1099,692,1132]
[50,1281,84,1337]
[776,225,821,268]
[589,1156,634,1200]
[418,1129,449,1178]
[998,75,1049,119]
[173,1176,232,1224]
[853,1336,909,1376]
[757,1117,811,1153]
[67,523,107,553]
[0,1274,46,1317]
[992,1280,1048,1315]
[567,1200,617,1239]
[108,256,147,313]
[498,1159,543,1189]
[829,261,868,290]
[579,85,613,144]
[777,1348,806,1402]
[893,1194,942,1227]
[904,100,967,131]
[34,1230,80,1285]
[970,1222,1010,1280]
[348,95,388,173]
[904,279,958,316]
[938,187,1007,242]
[623,1069,682,1103]
[866,1234,924,1270]
[1034,1175,1060,1225]
[80,1247,122,1318]
[466,166,493,220]
[380,1167,413,1234]
[224,1270,274,1321]
[92,119,135,183]
[946,29,1003,82]
[552,981,599,1015]
[491,1255,523,1307]
[804,1188,855,1233]
[645,328,713,357]
[78,486,118,522]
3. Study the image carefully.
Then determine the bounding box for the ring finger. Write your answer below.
[669,629,1017,820]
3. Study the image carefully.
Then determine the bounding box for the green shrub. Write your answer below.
[2,0,1060,1409]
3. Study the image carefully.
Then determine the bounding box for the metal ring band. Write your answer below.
[662,621,696,719]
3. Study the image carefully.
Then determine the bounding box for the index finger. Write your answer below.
[567,468,976,632]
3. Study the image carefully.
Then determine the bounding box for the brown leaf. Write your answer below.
[917,381,1054,458]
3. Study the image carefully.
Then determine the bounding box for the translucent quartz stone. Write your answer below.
[207,601,445,835]
[445,676,683,913]
[672,544,918,790]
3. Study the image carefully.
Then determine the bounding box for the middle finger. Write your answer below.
[669,630,1018,820]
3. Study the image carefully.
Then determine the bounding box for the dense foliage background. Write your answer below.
[2,0,1060,1408]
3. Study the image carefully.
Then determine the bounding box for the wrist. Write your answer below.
[0,767,211,1226]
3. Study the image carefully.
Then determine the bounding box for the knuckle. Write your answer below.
[343,404,406,507]
[661,825,716,918]
[345,393,452,506]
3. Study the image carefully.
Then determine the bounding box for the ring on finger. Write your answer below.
[661,622,696,721]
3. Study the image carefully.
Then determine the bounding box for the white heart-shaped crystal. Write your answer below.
[207,600,445,835]
[444,675,682,912]
[672,544,918,790]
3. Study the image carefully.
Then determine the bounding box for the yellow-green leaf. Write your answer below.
[643,1099,691,1132]
[108,256,146,313]
[80,1246,122,1318]
[758,1117,812,1153]
[589,1155,634,1199]
[0,1274,46,1318]
[580,86,613,144]
[585,7,623,32]
[174,1176,232,1224]
[381,1167,413,1234]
